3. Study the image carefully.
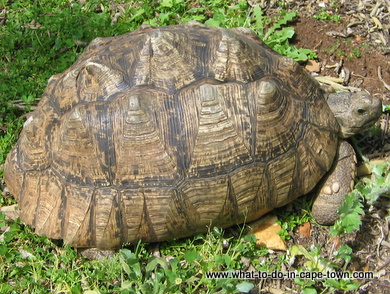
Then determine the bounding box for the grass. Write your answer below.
[0,0,388,293]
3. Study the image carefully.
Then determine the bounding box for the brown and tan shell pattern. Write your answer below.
[4,21,340,249]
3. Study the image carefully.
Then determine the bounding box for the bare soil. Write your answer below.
[293,16,390,100]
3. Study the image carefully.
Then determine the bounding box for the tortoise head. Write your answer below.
[325,91,382,139]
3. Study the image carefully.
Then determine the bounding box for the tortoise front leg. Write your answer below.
[311,141,357,225]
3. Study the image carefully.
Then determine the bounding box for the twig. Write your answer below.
[378,66,390,91]
[377,258,390,271]
[377,226,386,260]
[315,76,362,92]
[3,102,37,111]
[313,40,323,51]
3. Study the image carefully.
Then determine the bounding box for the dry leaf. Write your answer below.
[305,60,321,73]
[248,215,287,251]
[329,236,341,251]
[298,222,311,237]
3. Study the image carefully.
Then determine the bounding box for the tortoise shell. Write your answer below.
[4,21,340,249]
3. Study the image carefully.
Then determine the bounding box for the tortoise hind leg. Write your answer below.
[311,141,357,225]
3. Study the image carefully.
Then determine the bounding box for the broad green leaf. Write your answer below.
[145,257,169,272]
[184,250,201,263]
[204,18,221,27]
[302,288,318,294]
[236,281,254,293]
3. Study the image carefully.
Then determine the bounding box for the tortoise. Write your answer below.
[4,21,382,250]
